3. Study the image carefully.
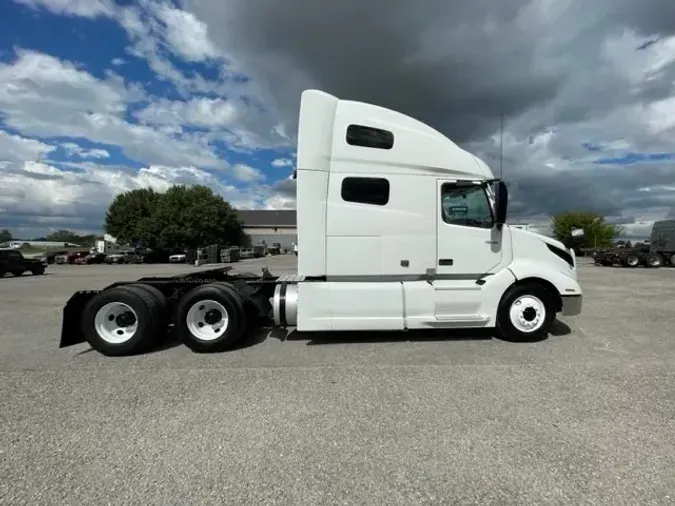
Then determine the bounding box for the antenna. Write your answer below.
[499,106,504,179]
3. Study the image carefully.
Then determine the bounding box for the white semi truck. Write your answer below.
[59,89,582,356]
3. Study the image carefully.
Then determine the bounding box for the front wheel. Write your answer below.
[496,283,556,342]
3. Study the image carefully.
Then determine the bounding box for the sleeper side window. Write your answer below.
[346,125,394,150]
[341,177,390,206]
[441,183,494,229]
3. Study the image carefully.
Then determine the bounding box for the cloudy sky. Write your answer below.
[1,0,674,239]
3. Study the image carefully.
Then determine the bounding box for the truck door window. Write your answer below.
[341,177,390,206]
[441,183,494,229]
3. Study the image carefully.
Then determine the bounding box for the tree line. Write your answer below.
[0,228,99,245]
[1,186,621,252]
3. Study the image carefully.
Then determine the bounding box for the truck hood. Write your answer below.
[508,226,567,251]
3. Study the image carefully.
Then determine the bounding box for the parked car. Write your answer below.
[169,253,186,263]
[74,253,107,265]
[105,250,144,264]
[0,249,47,277]
[54,251,89,264]
[40,250,68,264]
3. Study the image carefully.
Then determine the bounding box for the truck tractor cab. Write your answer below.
[59,89,582,357]
[290,89,581,339]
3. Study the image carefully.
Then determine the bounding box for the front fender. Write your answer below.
[507,259,582,297]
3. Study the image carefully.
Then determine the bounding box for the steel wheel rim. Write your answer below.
[94,302,139,344]
[509,295,546,333]
[186,299,229,341]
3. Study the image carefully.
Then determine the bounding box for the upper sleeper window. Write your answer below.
[346,125,394,150]
[341,177,390,206]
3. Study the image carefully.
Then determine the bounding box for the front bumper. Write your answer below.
[561,294,582,316]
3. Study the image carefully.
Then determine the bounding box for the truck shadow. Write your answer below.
[75,320,571,356]
[265,319,571,346]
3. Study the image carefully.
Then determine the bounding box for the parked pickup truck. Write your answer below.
[0,249,47,277]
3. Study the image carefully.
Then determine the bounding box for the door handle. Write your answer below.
[438,258,453,266]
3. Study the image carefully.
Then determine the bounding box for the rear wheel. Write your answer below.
[124,283,168,335]
[11,270,24,277]
[496,283,556,342]
[623,254,639,267]
[176,283,246,353]
[81,286,162,356]
[670,254,675,267]
[645,253,662,268]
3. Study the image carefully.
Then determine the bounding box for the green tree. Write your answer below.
[0,229,12,243]
[43,229,98,246]
[551,211,622,248]
[104,188,161,247]
[104,185,244,251]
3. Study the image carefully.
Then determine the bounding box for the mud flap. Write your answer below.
[60,290,98,348]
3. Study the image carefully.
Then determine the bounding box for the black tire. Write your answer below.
[123,283,168,335]
[175,283,246,353]
[645,253,662,268]
[30,265,45,275]
[11,270,24,277]
[81,286,162,356]
[496,283,556,342]
[670,254,675,267]
[125,283,168,313]
[623,254,639,267]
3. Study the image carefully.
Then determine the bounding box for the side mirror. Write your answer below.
[494,181,508,226]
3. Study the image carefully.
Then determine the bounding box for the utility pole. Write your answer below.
[499,107,504,179]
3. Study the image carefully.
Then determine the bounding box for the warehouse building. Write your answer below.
[237,210,297,250]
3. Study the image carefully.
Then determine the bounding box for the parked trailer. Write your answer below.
[650,220,675,266]
[59,89,583,356]
[593,221,675,268]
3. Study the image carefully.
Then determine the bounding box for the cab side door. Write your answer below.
[434,180,504,320]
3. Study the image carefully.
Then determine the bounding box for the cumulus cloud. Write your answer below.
[271,158,293,167]
[184,0,675,224]
[0,49,228,169]
[61,142,110,159]
[0,160,284,235]
[0,130,55,164]
[5,0,675,237]
[151,2,220,62]
[231,164,264,183]
[14,0,115,18]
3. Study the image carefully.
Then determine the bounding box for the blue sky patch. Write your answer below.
[0,0,297,236]
[593,152,674,165]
